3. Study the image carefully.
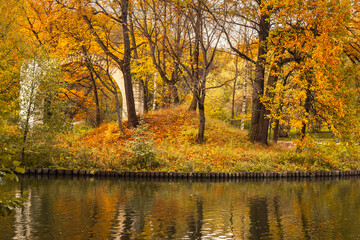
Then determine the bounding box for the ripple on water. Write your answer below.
[2,177,360,239]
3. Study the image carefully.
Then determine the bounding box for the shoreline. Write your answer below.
[20,168,360,180]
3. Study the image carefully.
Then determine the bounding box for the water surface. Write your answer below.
[1,176,360,239]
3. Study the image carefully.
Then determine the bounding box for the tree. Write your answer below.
[208,0,358,145]
[0,0,25,118]
[80,0,139,128]
[207,0,273,144]
[132,0,185,107]
[53,0,139,128]
[0,0,30,162]
[263,0,357,143]
[162,0,221,143]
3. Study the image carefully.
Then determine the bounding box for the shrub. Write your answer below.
[180,160,194,172]
[0,162,27,217]
[126,120,160,170]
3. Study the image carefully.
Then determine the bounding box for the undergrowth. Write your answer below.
[25,105,360,172]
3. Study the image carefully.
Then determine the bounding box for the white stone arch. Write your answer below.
[20,55,144,125]
[109,67,145,119]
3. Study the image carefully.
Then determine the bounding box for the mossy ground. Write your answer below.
[46,106,360,172]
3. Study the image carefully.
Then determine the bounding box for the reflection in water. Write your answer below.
[1,176,360,239]
[249,197,269,240]
[14,189,32,240]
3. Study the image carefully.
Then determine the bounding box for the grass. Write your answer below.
[46,105,360,172]
[280,127,338,144]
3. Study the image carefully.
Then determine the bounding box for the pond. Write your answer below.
[1,175,360,239]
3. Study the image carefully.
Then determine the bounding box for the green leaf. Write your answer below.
[13,161,21,167]
[15,167,25,174]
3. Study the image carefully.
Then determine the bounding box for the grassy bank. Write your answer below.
[21,106,360,172]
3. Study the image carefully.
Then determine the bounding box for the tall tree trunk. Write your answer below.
[231,55,239,125]
[241,35,251,130]
[43,95,53,124]
[142,79,149,114]
[169,81,180,104]
[188,0,201,112]
[114,90,124,133]
[273,119,280,143]
[197,89,206,144]
[129,8,138,60]
[240,63,248,130]
[82,46,102,127]
[121,0,138,128]
[170,67,180,104]
[189,91,198,111]
[273,70,289,143]
[21,107,32,162]
[301,82,312,139]
[262,62,280,143]
[153,72,157,111]
[249,12,270,144]
[89,70,101,127]
[21,97,34,162]
[21,63,38,162]
[82,10,137,128]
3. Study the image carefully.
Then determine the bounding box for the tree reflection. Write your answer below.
[249,197,270,239]
[2,177,360,239]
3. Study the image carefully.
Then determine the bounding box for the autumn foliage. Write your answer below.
[0,0,359,172]
[50,106,360,172]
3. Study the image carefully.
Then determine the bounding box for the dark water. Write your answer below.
[1,176,360,239]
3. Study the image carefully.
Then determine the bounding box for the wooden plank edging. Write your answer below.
[18,168,360,180]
